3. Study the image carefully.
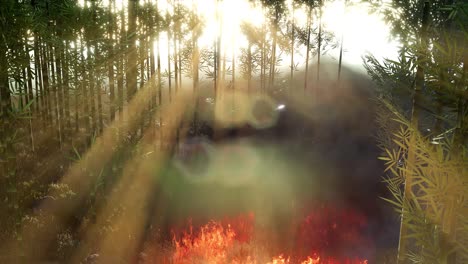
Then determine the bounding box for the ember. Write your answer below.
[171,208,369,264]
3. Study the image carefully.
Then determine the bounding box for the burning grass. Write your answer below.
[150,207,370,264]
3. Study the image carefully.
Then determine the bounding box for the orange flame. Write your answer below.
[171,210,369,264]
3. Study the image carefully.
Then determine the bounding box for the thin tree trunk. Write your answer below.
[337,0,347,86]
[290,4,295,93]
[139,5,146,134]
[232,36,235,91]
[167,12,172,102]
[397,2,430,263]
[96,46,104,134]
[157,28,162,106]
[217,0,222,97]
[118,9,125,121]
[0,34,12,175]
[192,12,199,93]
[261,6,266,92]
[453,53,468,150]
[270,6,279,90]
[109,17,116,121]
[150,20,156,108]
[213,0,218,97]
[27,61,34,115]
[304,6,311,93]
[40,41,51,123]
[157,0,164,147]
[19,69,25,109]
[248,43,252,93]
[55,34,65,139]
[127,0,138,104]
[81,39,90,132]
[337,32,344,85]
[73,42,80,132]
[63,41,71,133]
[222,43,226,96]
[48,45,62,146]
[178,0,183,89]
[53,42,64,141]
[173,2,179,95]
[316,1,322,86]
[87,43,96,134]
[0,38,10,118]
[42,41,52,123]
[24,36,35,152]
[33,34,44,120]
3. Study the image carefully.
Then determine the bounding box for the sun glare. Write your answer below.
[78,0,396,71]
[194,0,264,52]
[322,1,398,65]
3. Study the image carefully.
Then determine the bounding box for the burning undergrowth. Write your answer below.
[142,206,370,264]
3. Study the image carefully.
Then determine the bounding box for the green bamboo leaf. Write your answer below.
[378,156,391,161]
[381,196,404,209]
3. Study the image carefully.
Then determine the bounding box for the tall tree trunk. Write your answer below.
[26,40,34,108]
[55,31,65,140]
[222,42,226,96]
[173,2,179,95]
[248,42,252,92]
[18,69,24,109]
[232,35,236,91]
[87,43,96,134]
[63,41,71,134]
[213,0,218,97]
[156,14,163,148]
[40,41,51,124]
[149,13,156,108]
[167,11,172,102]
[316,1,322,86]
[0,38,10,117]
[26,46,35,152]
[41,41,51,123]
[127,0,138,101]
[0,33,12,175]
[48,45,63,146]
[453,53,468,150]
[290,3,295,92]
[337,32,344,85]
[81,39,90,132]
[192,18,199,93]
[157,33,162,106]
[304,6,311,93]
[337,0,346,86]
[178,1,183,89]
[73,42,80,132]
[33,33,44,120]
[260,39,264,92]
[397,2,430,263]
[216,0,222,97]
[118,9,125,121]
[96,47,104,134]
[23,37,35,153]
[21,69,27,109]
[270,6,279,90]
[108,15,116,121]
[139,5,146,134]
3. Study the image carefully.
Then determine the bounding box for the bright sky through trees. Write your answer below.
[79,0,398,70]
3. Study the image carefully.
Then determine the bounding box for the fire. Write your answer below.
[170,208,370,264]
[172,213,255,263]
[268,255,368,264]
[173,221,237,263]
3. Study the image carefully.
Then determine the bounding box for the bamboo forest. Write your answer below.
[0,0,467,263]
